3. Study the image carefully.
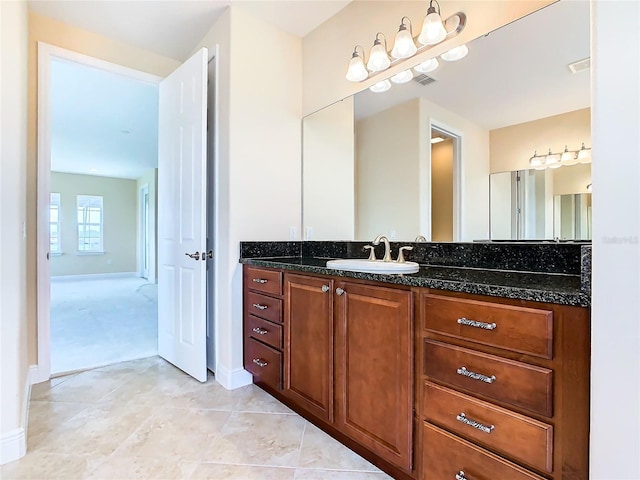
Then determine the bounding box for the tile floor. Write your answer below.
[1,356,391,480]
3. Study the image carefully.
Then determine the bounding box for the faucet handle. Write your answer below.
[363,245,376,261]
[396,246,413,263]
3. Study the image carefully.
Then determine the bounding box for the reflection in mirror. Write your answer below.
[302,1,590,242]
[490,164,592,240]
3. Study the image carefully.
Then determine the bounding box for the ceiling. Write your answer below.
[355,0,591,130]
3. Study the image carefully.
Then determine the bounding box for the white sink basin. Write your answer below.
[326,259,420,274]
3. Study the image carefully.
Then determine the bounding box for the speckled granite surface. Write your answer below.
[239,241,591,307]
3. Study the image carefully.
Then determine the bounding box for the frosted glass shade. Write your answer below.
[441,44,469,61]
[414,58,439,74]
[367,42,391,72]
[391,69,414,84]
[391,28,417,59]
[369,79,391,93]
[418,11,447,45]
[346,55,368,82]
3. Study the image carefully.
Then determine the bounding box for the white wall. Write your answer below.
[590,1,640,477]
[193,4,302,388]
[0,0,29,465]
[489,172,513,239]
[303,97,354,240]
[50,173,137,276]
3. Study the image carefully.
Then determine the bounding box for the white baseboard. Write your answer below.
[214,363,252,390]
[0,366,32,465]
[51,272,138,281]
[29,364,48,385]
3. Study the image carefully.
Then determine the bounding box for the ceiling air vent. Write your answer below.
[413,74,437,86]
[568,57,590,74]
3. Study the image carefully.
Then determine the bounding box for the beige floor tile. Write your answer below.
[0,452,103,479]
[34,401,153,456]
[297,423,382,472]
[30,370,132,403]
[91,355,162,375]
[234,384,295,414]
[203,412,305,467]
[189,463,295,479]
[293,469,392,480]
[116,408,231,461]
[85,454,197,479]
[27,400,91,452]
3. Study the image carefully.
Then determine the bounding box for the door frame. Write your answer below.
[139,183,150,280]
[36,43,162,382]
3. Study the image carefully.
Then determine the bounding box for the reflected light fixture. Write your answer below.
[545,148,560,165]
[345,45,368,82]
[441,44,469,61]
[528,143,592,169]
[367,33,391,72]
[414,58,439,73]
[391,69,414,84]
[529,151,545,167]
[391,17,417,59]
[418,0,447,45]
[369,79,392,93]
[560,145,573,161]
[577,142,591,162]
[431,136,445,144]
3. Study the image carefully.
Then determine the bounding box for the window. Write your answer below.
[50,193,61,254]
[77,195,103,253]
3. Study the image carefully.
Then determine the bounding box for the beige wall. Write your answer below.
[490,108,591,173]
[50,173,137,276]
[303,97,354,240]
[0,0,29,463]
[431,139,453,242]
[136,169,157,283]
[193,4,302,385]
[302,1,553,116]
[356,99,422,241]
[552,163,591,195]
[26,13,179,365]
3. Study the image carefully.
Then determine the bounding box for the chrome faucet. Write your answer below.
[372,235,392,262]
[415,235,427,242]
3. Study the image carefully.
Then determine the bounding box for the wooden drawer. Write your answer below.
[244,337,282,390]
[422,293,553,359]
[422,422,546,480]
[246,315,283,350]
[245,291,282,323]
[244,266,282,295]
[424,340,553,417]
[423,382,553,473]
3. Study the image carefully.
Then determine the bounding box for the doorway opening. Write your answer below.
[429,125,461,241]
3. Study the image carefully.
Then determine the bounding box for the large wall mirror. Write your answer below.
[302,1,590,242]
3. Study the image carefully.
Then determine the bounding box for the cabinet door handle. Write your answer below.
[455,471,467,480]
[456,413,495,434]
[252,278,268,284]
[457,366,496,384]
[336,287,345,296]
[457,317,497,330]
[252,358,268,367]
[252,327,268,335]
[321,285,330,293]
[252,303,268,310]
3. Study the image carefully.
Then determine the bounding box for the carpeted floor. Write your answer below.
[50,276,158,374]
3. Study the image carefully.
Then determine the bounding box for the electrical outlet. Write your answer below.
[390,230,397,240]
[304,227,313,240]
[289,226,297,240]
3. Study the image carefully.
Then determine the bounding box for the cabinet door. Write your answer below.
[335,281,413,471]
[284,273,334,422]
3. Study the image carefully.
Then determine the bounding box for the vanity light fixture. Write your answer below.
[577,142,591,162]
[545,148,560,166]
[440,44,469,61]
[390,69,414,84]
[344,2,466,83]
[528,143,592,168]
[369,79,392,93]
[560,145,574,161]
[586,183,592,192]
[367,33,391,72]
[529,151,545,168]
[391,17,418,59]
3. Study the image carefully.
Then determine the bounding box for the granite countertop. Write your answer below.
[240,256,590,307]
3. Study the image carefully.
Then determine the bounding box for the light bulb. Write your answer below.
[577,143,591,162]
[414,58,439,74]
[529,152,544,167]
[391,69,414,84]
[441,44,468,62]
[369,79,391,93]
[345,51,368,82]
[391,27,417,59]
[560,146,574,162]
[418,8,447,45]
[367,35,391,72]
[545,149,560,165]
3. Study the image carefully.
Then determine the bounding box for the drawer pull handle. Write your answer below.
[336,287,345,296]
[252,327,268,335]
[321,285,330,293]
[252,358,268,367]
[456,412,495,434]
[252,278,268,284]
[457,317,497,330]
[457,366,496,384]
[252,303,268,310]
[455,472,467,480]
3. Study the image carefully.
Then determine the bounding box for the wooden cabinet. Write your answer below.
[334,281,413,472]
[419,290,590,480]
[283,273,334,422]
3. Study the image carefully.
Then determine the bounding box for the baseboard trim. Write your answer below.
[29,364,48,385]
[215,364,252,390]
[0,367,32,465]
[51,272,139,281]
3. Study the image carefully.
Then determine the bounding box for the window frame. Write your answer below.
[49,192,61,254]
[76,194,104,254]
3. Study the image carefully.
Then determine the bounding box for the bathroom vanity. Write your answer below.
[240,241,591,480]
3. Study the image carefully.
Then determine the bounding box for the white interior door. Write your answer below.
[158,47,208,382]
